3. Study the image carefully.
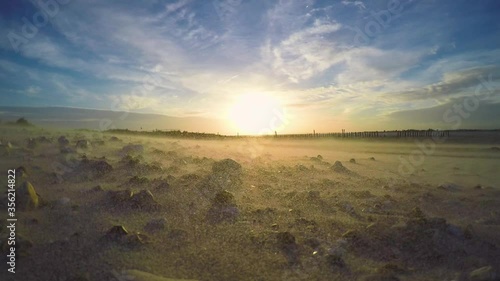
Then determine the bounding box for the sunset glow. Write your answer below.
[227,93,285,135]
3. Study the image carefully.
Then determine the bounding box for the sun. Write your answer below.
[228,92,284,135]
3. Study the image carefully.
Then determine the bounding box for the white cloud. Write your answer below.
[213,0,242,23]
[166,0,192,13]
[336,47,426,84]
[271,22,343,82]
[341,0,366,10]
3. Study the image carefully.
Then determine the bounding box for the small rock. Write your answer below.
[144,218,168,233]
[490,147,500,151]
[130,190,160,210]
[75,140,91,149]
[349,158,356,163]
[310,156,322,162]
[15,166,28,178]
[107,189,133,204]
[206,190,239,223]
[155,180,171,190]
[370,157,376,161]
[212,158,242,175]
[123,154,141,166]
[469,266,497,281]
[94,139,106,146]
[58,136,69,146]
[122,144,144,154]
[276,231,299,264]
[276,231,296,247]
[104,225,128,241]
[212,190,236,206]
[36,136,52,143]
[331,161,350,173]
[77,158,113,178]
[109,136,120,142]
[129,176,150,185]
[296,164,308,171]
[124,232,149,247]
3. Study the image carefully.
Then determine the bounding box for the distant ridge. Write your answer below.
[0,106,225,133]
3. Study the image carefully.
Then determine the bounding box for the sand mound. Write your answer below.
[61,158,113,181]
[76,139,91,149]
[58,135,69,146]
[206,190,239,224]
[212,158,242,175]
[106,189,161,211]
[122,144,145,154]
[331,161,351,173]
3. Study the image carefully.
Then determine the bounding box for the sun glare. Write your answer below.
[228,93,284,135]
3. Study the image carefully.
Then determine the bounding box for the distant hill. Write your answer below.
[0,106,226,133]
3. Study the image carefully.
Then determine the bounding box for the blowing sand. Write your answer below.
[0,126,499,281]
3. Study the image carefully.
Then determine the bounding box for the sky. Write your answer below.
[0,0,499,134]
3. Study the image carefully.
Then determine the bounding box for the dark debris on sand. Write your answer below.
[206,190,240,224]
[331,161,351,173]
[106,188,161,211]
[63,157,113,181]
[101,225,150,248]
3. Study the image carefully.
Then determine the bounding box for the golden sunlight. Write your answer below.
[227,92,284,135]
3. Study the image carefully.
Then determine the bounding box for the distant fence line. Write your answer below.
[106,128,460,140]
[267,130,451,139]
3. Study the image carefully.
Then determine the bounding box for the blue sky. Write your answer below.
[1,0,499,133]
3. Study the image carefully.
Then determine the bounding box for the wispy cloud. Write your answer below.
[341,0,366,10]
[388,65,500,102]
[270,21,343,82]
